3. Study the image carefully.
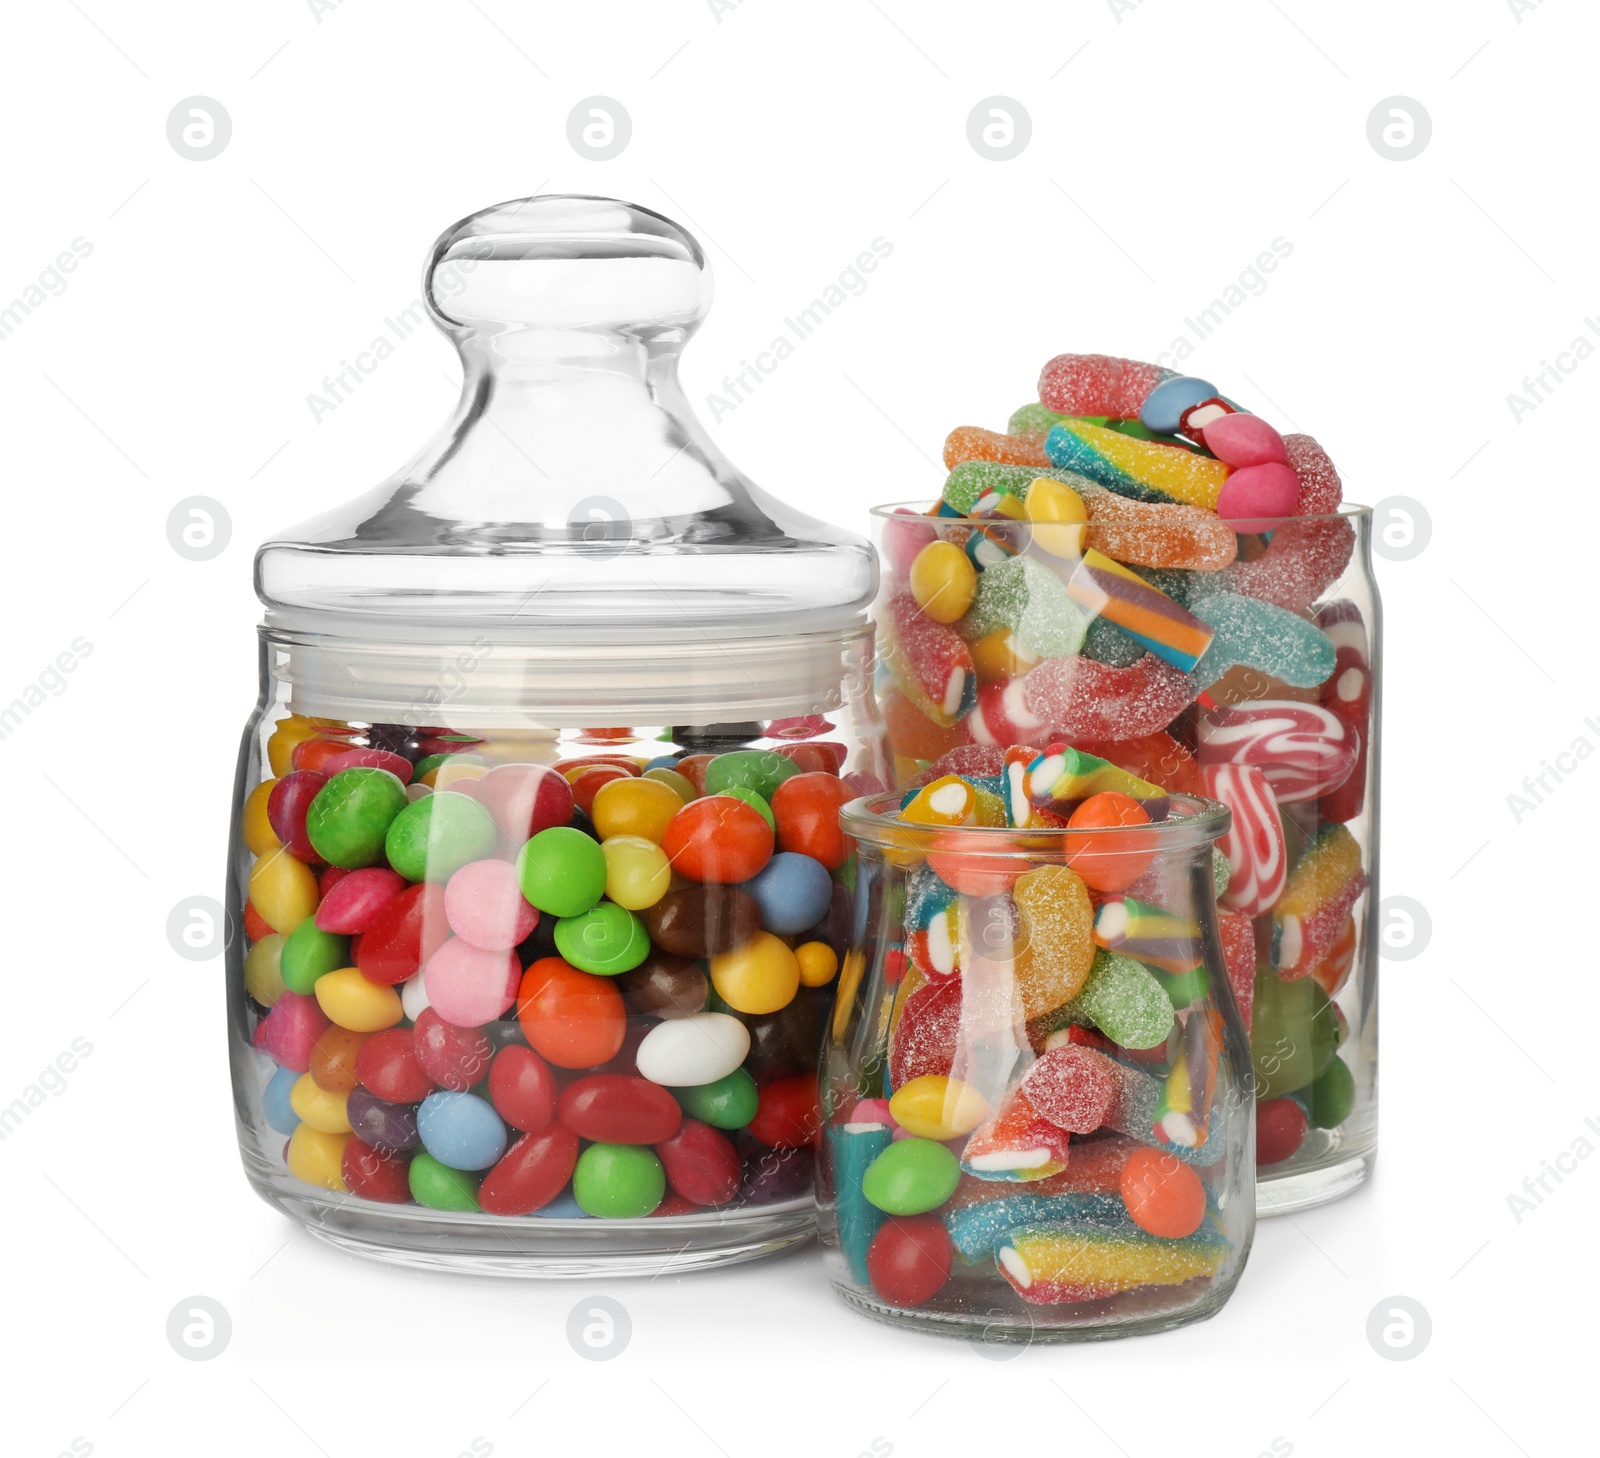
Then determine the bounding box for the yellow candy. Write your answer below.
[286,1125,350,1191]
[473,735,559,767]
[243,933,288,1006]
[1012,864,1095,1020]
[265,714,320,778]
[832,948,869,1042]
[602,835,672,911]
[434,759,489,793]
[1023,477,1088,558]
[642,767,696,803]
[242,779,281,856]
[710,931,801,1016]
[908,540,978,625]
[592,775,683,843]
[972,789,1007,827]
[795,940,839,988]
[971,629,1041,684]
[314,966,404,1032]
[890,1075,990,1141]
[289,1073,352,1134]
[248,848,320,935]
[903,774,977,827]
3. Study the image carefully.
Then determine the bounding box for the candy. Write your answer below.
[243,779,282,856]
[1153,1007,1222,1149]
[1025,745,1167,816]
[1190,593,1336,689]
[408,1152,479,1211]
[745,851,836,934]
[279,918,349,995]
[254,991,330,1072]
[485,1045,557,1132]
[771,772,855,869]
[996,1223,1228,1303]
[289,1072,351,1134]
[1120,1146,1207,1238]
[589,774,684,843]
[261,1063,300,1133]
[416,1091,508,1171]
[316,867,406,934]
[1009,402,1065,436]
[558,1074,683,1145]
[796,941,840,987]
[356,883,449,985]
[308,1024,367,1093]
[314,966,404,1033]
[1215,461,1300,532]
[1082,616,1145,668]
[884,591,976,727]
[346,1089,419,1153]
[902,774,978,828]
[517,826,608,917]
[553,902,651,976]
[861,1137,962,1216]
[743,989,830,1080]
[600,834,672,911]
[1270,824,1367,978]
[1010,864,1095,1019]
[384,791,498,883]
[1197,699,1358,804]
[1317,601,1371,823]
[889,977,961,1087]
[516,957,626,1069]
[324,747,413,784]
[866,1216,954,1307]
[1060,949,1174,1050]
[1255,1098,1308,1165]
[1218,910,1256,1031]
[1022,1043,1159,1136]
[889,1075,990,1141]
[305,768,409,869]
[1092,898,1203,969]
[747,1073,822,1147]
[674,1067,759,1128]
[661,795,774,883]
[423,939,520,1026]
[944,424,1053,471]
[703,749,801,802]
[828,1122,893,1282]
[478,1125,581,1215]
[1284,432,1343,514]
[635,1011,751,1087]
[709,931,801,1015]
[1037,353,1173,419]
[1045,419,1230,509]
[958,555,1088,661]
[1304,1054,1356,1128]
[1064,792,1156,895]
[248,848,321,935]
[908,540,979,624]
[959,1085,1072,1181]
[657,1119,743,1206]
[1251,969,1340,1098]
[945,1192,1126,1262]
[267,770,327,862]
[1023,653,1197,743]
[286,1125,350,1192]
[642,884,761,958]
[412,1008,495,1090]
[441,859,538,950]
[1140,376,1219,434]
[571,1143,665,1218]
[967,677,1045,749]
[616,953,708,1020]
[472,763,574,842]
[1217,515,1355,613]
[342,1139,412,1203]
[1019,476,1089,558]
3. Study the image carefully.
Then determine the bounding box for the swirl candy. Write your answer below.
[1202,763,1289,917]
[1196,700,1358,804]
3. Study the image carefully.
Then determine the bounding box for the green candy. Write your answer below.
[723,785,774,830]
[1212,848,1232,899]
[1251,970,1341,1099]
[305,768,409,869]
[554,902,650,975]
[517,826,607,918]
[279,917,349,995]
[1007,401,1064,436]
[957,555,1087,660]
[1064,949,1175,1050]
[1153,963,1208,1011]
[1303,1055,1356,1129]
[408,1152,481,1211]
[413,751,485,780]
[572,1143,665,1218]
[1083,615,1145,668]
[384,791,498,883]
[703,750,799,802]
[673,1068,759,1129]
[860,1137,960,1216]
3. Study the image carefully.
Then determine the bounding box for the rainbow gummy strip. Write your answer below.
[1026,745,1168,817]
[1153,1007,1222,1149]
[885,590,977,727]
[1270,823,1367,977]
[996,1222,1230,1303]
[1093,897,1203,969]
[945,1193,1125,1262]
[1045,418,1231,509]
[960,1086,1071,1183]
[1066,549,1215,673]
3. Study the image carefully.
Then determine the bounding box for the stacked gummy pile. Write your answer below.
[875,353,1370,1179]
[237,711,860,1220]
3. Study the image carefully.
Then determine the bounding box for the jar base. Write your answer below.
[247,1171,815,1279]
[1256,1147,1375,1218]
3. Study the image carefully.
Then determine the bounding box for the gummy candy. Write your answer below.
[1270,824,1367,979]
[1202,763,1289,917]
[884,590,977,727]
[1058,948,1175,1050]
[1078,731,1201,796]
[943,425,1052,471]
[1215,515,1355,614]
[996,1221,1229,1303]
[1045,419,1230,510]
[827,1121,892,1284]
[1023,653,1198,743]
[1083,616,1146,667]
[967,677,1045,749]
[1152,1007,1222,1149]
[1008,402,1065,436]
[1190,592,1336,689]
[1011,864,1095,1020]
[902,774,979,827]
[888,976,962,1088]
[970,628,1042,683]
[1217,909,1257,1032]
[959,1085,1072,1182]
[1197,699,1358,804]
[1018,476,1090,559]
[1079,487,1238,572]
[1284,432,1344,514]
[957,555,1089,661]
[946,1192,1126,1262]
[1067,550,1215,673]
[1025,745,1166,818]
[1092,898,1203,971]
[1022,1044,1152,1135]
[1037,353,1174,419]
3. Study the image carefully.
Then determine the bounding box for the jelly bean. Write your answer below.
[861,1138,961,1216]
[346,1087,419,1152]
[478,1125,581,1216]
[1250,970,1340,1098]
[746,1073,821,1148]
[888,1075,989,1142]
[672,1067,759,1129]
[709,931,800,1016]
[636,1012,751,1087]
[741,1142,814,1204]
[244,933,288,1006]
[243,778,282,856]
[590,775,685,844]
[744,852,833,937]
[280,917,350,995]
[472,763,575,842]
[657,1119,742,1205]
[354,1027,435,1103]
[254,991,330,1072]
[516,956,627,1069]
[795,940,838,988]
[741,988,829,1081]
[356,882,450,985]
[599,834,671,912]
[908,541,978,625]
[304,768,409,869]
[408,1150,480,1210]
[316,866,406,934]
[572,1143,665,1218]
[341,1137,413,1203]
[616,952,708,1019]
[641,884,761,959]
[248,848,321,935]
[286,1125,350,1191]
[642,766,696,802]
[384,791,498,884]
[314,966,403,1032]
[266,715,320,778]
[1303,1055,1356,1129]
[309,1024,367,1093]
[558,1074,683,1144]
[321,748,412,785]
[442,859,537,950]
[661,796,774,884]
[866,1216,954,1307]
[769,772,854,871]
[1119,1146,1207,1238]
[422,939,520,1027]
[486,1044,557,1133]
[517,826,608,918]
[417,1090,508,1170]
[1255,1097,1308,1165]
[412,1007,496,1090]
[261,1063,301,1134]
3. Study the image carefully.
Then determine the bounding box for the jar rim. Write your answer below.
[869,500,1371,526]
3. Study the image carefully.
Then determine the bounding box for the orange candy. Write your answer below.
[661,796,774,883]
[926,829,1028,897]
[1119,1146,1207,1239]
[310,1025,369,1093]
[1064,791,1154,893]
[516,957,626,1069]
[882,691,970,764]
[292,737,361,775]
[942,426,1052,472]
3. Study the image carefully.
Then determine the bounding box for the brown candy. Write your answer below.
[616,953,708,1020]
[642,886,761,960]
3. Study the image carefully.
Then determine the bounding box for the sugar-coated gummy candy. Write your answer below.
[1061,949,1175,1050]
[1216,514,1354,614]
[572,1142,665,1218]
[866,1215,954,1307]
[1010,865,1095,1019]
[408,1150,480,1211]
[1270,823,1366,978]
[1038,353,1174,419]
[861,1136,962,1216]
[516,826,608,917]
[944,1191,1128,1262]
[958,555,1088,661]
[995,1222,1228,1304]
[516,957,626,1069]
[478,1125,581,1216]
[635,1011,751,1087]
[943,424,1053,472]
[1046,419,1229,509]
[384,791,498,884]
[1283,432,1343,514]
[1079,486,1238,572]
[1023,1044,1159,1138]
[959,1085,1072,1181]
[1083,616,1145,668]
[884,590,977,728]
[888,977,961,1088]
[1190,592,1336,689]
[1023,652,1197,743]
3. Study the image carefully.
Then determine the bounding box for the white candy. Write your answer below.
[635,1013,751,1087]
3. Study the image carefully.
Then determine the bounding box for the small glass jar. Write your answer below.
[227,196,889,1276]
[870,502,1379,1218]
[818,793,1254,1341]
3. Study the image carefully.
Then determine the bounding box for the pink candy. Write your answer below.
[1022,653,1197,742]
[1203,763,1288,916]
[254,992,330,1072]
[423,938,521,1026]
[322,747,414,784]
[315,867,407,934]
[1219,515,1355,613]
[1215,462,1301,533]
[1038,353,1171,419]
[1283,433,1343,515]
[967,678,1043,748]
[1197,700,1358,804]
[444,858,538,950]
[1203,412,1287,468]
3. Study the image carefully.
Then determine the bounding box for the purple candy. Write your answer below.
[739,1143,814,1205]
[346,1087,420,1152]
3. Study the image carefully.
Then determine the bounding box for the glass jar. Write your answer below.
[870,499,1379,1218]
[819,792,1253,1340]
[227,196,889,1276]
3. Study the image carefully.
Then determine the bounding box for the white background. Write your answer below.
[3,1,1593,1455]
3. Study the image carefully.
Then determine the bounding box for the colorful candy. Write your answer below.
[1202,763,1289,916]
[1270,824,1367,979]
[1066,550,1214,672]
[1045,419,1231,509]
[1197,699,1359,804]
[1190,592,1336,689]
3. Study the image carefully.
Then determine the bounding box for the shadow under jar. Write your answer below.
[225,195,889,1277]
[818,792,1254,1341]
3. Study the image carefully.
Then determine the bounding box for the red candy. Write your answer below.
[888,978,962,1087]
[266,770,328,863]
[771,772,854,870]
[516,957,627,1069]
[411,1008,495,1091]
[926,830,1027,896]
[1221,515,1354,614]
[341,1138,413,1203]
[253,991,329,1072]
[866,1216,954,1308]
[569,764,632,816]
[322,747,413,784]
[472,763,574,843]
[746,1074,822,1148]
[557,1074,683,1145]
[884,590,975,729]
[661,796,774,883]
[292,737,360,775]
[775,741,847,775]
[487,1044,558,1133]
[1037,352,1170,420]
[356,884,450,985]
[656,1119,743,1206]
[1197,700,1358,805]
[478,1125,581,1216]
[354,1028,436,1103]
[315,867,406,934]
[1317,601,1370,823]
[1217,910,1257,1033]
[243,901,274,943]
[1283,432,1343,515]
[1022,653,1197,743]
[1256,1098,1309,1165]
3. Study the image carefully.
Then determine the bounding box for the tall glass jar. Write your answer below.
[227,196,888,1275]
[871,502,1379,1217]
[819,793,1253,1340]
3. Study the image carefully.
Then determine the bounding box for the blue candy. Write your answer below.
[262,1063,301,1135]
[530,1192,591,1220]
[644,754,681,770]
[416,1091,508,1171]
[904,863,957,932]
[1189,591,1337,688]
[1139,375,1218,435]
[944,1193,1129,1262]
[745,851,834,935]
